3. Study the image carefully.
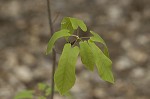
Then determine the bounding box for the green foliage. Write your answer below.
[61,17,87,35]
[61,17,75,34]
[45,87,51,96]
[88,40,114,83]
[38,96,46,99]
[15,83,71,99]
[76,19,87,31]
[46,17,114,95]
[16,17,102,99]
[46,29,70,54]
[37,83,51,97]
[79,41,95,71]
[54,43,79,95]
[90,31,109,57]
[14,90,33,99]
[38,83,47,91]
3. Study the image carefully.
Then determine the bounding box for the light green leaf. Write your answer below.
[45,87,51,96]
[38,83,47,91]
[38,96,46,99]
[14,90,33,99]
[61,17,75,34]
[54,44,79,95]
[88,40,114,83]
[77,19,87,32]
[90,31,109,57]
[46,29,70,55]
[79,41,95,71]
[70,18,78,29]
[54,85,71,96]
[61,17,87,34]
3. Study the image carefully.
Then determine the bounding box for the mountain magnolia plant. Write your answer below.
[15,17,114,99]
[46,17,114,95]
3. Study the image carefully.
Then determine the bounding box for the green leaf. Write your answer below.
[77,19,87,32]
[14,90,33,99]
[70,18,78,29]
[61,17,87,34]
[79,41,95,71]
[53,85,71,96]
[38,96,46,99]
[90,31,109,57]
[54,43,79,95]
[38,83,47,91]
[46,29,70,55]
[61,17,75,34]
[45,87,51,96]
[88,40,114,83]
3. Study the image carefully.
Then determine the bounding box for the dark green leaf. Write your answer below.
[90,31,109,57]
[88,40,114,83]
[79,41,95,71]
[14,90,33,99]
[46,29,70,55]
[54,44,79,95]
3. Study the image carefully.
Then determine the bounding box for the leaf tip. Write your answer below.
[109,80,115,84]
[46,50,51,55]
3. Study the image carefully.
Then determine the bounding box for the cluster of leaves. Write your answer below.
[46,17,114,95]
[15,83,72,99]
[15,83,51,99]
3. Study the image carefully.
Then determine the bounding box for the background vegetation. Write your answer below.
[0,0,149,99]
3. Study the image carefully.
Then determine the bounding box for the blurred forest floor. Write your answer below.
[0,0,150,99]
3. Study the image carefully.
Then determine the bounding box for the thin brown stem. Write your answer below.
[52,12,60,24]
[47,0,54,34]
[46,0,56,99]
